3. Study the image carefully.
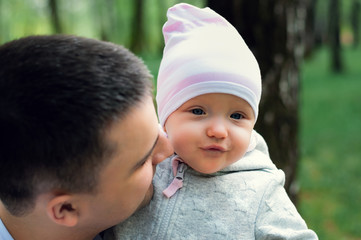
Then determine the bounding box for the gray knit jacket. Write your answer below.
[108,131,318,240]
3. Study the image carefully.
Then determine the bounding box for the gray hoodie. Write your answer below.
[109,131,318,240]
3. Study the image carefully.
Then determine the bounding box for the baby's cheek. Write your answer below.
[170,137,184,154]
[234,133,251,156]
[170,134,188,154]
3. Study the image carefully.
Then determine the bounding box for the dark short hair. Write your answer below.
[0,35,152,216]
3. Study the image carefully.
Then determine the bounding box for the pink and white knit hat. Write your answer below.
[156,3,262,127]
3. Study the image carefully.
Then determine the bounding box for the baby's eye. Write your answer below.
[230,112,243,120]
[191,108,205,115]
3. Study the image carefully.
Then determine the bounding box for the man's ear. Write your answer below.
[46,195,79,227]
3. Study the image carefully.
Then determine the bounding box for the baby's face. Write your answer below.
[164,93,255,174]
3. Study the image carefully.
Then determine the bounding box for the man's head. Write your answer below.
[0,35,173,233]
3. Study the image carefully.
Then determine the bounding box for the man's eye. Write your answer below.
[138,157,151,169]
[191,108,205,115]
[230,112,243,119]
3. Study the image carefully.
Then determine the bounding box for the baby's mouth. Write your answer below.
[202,145,226,152]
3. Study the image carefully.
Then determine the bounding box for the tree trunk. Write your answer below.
[207,0,308,204]
[304,0,317,57]
[350,0,360,48]
[130,0,145,53]
[0,0,2,43]
[48,0,63,33]
[329,0,343,72]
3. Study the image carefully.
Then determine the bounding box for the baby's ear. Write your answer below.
[159,123,168,135]
[246,130,257,153]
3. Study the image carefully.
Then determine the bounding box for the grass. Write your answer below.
[299,46,361,240]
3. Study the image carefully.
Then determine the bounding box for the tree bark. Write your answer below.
[207,0,308,204]
[350,0,360,48]
[304,0,317,57]
[130,0,145,53]
[48,0,63,33]
[329,0,343,72]
[0,0,2,43]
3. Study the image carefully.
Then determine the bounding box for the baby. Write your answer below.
[110,3,318,239]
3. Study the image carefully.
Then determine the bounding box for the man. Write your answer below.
[0,35,173,240]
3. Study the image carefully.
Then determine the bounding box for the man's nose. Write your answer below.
[206,118,228,139]
[152,128,174,165]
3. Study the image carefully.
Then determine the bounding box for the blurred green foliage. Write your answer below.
[1,0,361,239]
[299,46,361,239]
[0,0,206,53]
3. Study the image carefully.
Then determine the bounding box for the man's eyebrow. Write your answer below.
[132,134,159,170]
